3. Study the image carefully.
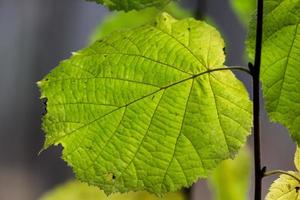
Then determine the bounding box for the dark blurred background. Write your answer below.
[0,0,296,199]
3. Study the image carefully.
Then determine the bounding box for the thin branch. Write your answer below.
[264,170,300,183]
[228,66,253,75]
[253,0,264,199]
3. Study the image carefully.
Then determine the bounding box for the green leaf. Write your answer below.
[86,0,172,11]
[39,180,185,200]
[208,147,251,200]
[265,172,300,200]
[89,3,191,44]
[39,13,252,194]
[265,146,300,200]
[230,0,256,25]
[247,0,300,143]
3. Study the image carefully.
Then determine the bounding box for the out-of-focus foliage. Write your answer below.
[39,180,185,200]
[89,2,191,43]
[230,0,256,25]
[86,0,172,12]
[209,147,251,200]
[247,0,300,144]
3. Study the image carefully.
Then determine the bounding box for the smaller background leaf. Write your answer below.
[89,2,191,44]
[39,180,185,200]
[86,0,172,12]
[230,0,256,26]
[265,172,300,200]
[208,147,251,200]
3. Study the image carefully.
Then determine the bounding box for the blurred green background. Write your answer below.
[0,0,296,199]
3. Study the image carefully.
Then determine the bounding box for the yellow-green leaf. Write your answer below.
[247,0,300,143]
[265,172,300,200]
[39,13,252,195]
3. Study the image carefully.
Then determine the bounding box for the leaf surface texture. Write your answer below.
[247,0,300,143]
[39,13,252,194]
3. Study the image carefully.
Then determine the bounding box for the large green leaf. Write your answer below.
[247,0,300,143]
[39,13,252,194]
[89,3,191,44]
[86,0,171,11]
[39,180,184,200]
[209,147,251,200]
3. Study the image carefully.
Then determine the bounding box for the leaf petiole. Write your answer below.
[263,170,300,183]
[227,66,252,76]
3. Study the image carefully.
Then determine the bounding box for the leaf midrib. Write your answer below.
[49,67,235,144]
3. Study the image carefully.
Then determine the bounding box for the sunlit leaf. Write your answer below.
[39,13,252,194]
[247,0,300,143]
[265,172,300,200]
